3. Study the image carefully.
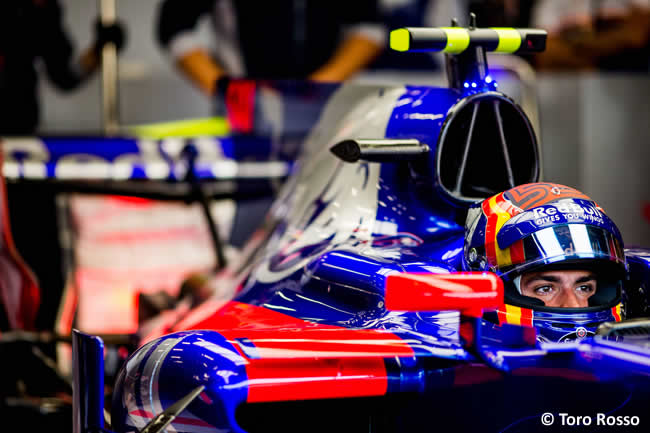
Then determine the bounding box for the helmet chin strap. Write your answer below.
[513,275,522,294]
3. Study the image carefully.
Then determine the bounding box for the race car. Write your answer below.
[6,22,650,433]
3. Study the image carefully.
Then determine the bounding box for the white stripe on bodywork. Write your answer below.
[127,334,234,433]
[130,336,184,431]
[253,85,407,284]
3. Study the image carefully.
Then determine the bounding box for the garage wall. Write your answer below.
[577,76,649,247]
[38,0,213,132]
[37,1,650,246]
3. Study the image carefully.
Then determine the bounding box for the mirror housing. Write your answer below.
[384,272,503,317]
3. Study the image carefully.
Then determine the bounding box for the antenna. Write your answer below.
[389,17,547,92]
[445,14,489,90]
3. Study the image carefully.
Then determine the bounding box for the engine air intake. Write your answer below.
[437,92,540,203]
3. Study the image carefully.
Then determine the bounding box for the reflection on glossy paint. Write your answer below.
[107,81,650,433]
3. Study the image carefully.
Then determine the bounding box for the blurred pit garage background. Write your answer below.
[39,0,649,242]
[1,0,649,352]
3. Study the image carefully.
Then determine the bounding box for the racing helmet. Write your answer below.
[463,183,627,342]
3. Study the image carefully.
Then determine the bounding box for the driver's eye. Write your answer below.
[576,284,596,293]
[534,285,555,296]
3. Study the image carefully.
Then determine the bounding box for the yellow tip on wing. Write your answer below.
[390,28,411,52]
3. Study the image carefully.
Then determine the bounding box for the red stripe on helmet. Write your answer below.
[509,239,525,265]
[482,194,502,267]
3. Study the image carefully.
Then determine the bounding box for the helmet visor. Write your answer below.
[500,224,625,310]
[500,223,625,279]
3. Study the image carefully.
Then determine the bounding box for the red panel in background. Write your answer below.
[225,80,256,134]
[0,153,40,330]
[69,195,233,335]
[107,195,154,206]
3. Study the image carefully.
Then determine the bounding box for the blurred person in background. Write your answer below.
[467,0,535,27]
[462,1,538,66]
[372,0,466,71]
[374,1,535,72]
[0,0,125,330]
[531,0,650,72]
[156,0,387,97]
[0,0,126,135]
[155,0,388,310]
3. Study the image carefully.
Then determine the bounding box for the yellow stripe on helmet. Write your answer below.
[492,28,522,53]
[487,195,514,267]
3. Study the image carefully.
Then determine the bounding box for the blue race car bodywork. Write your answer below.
[62,26,650,433]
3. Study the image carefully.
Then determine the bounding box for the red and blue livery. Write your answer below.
[67,24,650,433]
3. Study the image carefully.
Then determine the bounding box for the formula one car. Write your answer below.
[5,22,650,433]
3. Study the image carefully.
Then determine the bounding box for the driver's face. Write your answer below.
[520,270,597,308]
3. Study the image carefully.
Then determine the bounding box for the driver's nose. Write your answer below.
[559,287,584,308]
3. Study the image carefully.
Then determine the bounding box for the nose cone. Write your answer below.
[111,331,249,432]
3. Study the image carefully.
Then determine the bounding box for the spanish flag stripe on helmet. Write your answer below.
[484,193,522,268]
[493,195,513,267]
[509,239,525,265]
[612,304,622,322]
[482,195,501,267]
